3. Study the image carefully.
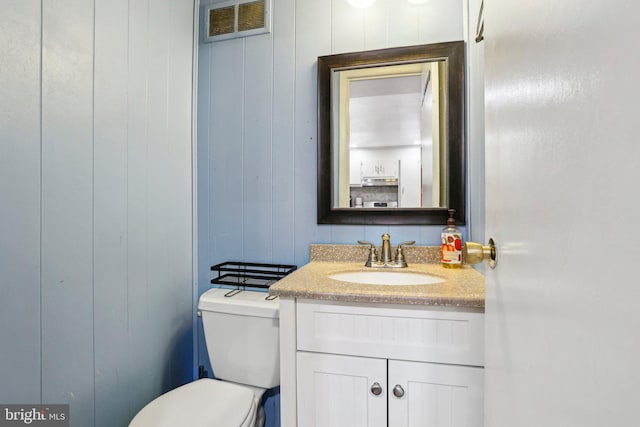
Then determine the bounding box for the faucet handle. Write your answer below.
[393,241,415,268]
[358,240,381,267]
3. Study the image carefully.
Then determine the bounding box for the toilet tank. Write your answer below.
[198,288,279,389]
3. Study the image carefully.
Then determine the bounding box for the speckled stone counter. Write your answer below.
[309,243,442,264]
[270,245,485,309]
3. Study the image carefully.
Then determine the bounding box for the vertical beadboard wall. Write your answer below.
[197,0,473,272]
[0,0,42,406]
[0,1,195,426]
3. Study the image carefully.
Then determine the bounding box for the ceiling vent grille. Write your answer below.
[204,0,271,42]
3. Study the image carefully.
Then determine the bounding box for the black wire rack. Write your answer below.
[210,261,297,290]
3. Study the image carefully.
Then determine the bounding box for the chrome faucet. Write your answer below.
[358,234,415,268]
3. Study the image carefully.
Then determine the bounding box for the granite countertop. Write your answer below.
[269,245,485,309]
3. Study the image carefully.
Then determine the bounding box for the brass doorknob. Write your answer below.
[463,238,497,269]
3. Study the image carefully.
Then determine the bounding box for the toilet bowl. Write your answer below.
[129,288,280,427]
[129,379,256,427]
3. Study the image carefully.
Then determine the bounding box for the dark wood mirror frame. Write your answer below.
[317,41,466,225]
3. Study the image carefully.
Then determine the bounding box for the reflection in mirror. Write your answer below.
[317,42,465,225]
[333,62,446,209]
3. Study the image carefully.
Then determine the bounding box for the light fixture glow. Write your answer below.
[346,0,376,8]
[407,0,429,4]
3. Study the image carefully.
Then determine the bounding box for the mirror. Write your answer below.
[317,41,465,225]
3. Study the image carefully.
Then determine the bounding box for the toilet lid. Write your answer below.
[129,378,255,427]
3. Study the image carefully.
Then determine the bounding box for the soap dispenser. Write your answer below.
[441,209,462,268]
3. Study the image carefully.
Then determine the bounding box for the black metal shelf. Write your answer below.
[210,261,296,290]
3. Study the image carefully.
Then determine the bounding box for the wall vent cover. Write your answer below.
[204,0,271,42]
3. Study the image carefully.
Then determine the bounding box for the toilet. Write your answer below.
[129,288,280,427]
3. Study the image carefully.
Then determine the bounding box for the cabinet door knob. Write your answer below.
[370,382,383,396]
[392,384,405,398]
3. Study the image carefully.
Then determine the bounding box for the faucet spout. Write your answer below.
[381,233,392,264]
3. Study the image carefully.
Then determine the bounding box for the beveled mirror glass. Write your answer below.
[317,41,465,225]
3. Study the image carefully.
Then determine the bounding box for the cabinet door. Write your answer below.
[297,352,387,427]
[361,158,399,178]
[350,156,362,185]
[388,360,483,427]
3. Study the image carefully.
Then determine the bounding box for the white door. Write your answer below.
[296,352,387,427]
[388,360,483,427]
[484,1,640,426]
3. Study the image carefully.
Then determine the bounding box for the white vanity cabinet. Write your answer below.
[279,298,484,427]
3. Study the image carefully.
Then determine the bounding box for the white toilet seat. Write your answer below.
[129,378,256,427]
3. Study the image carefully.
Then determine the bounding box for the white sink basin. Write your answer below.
[329,271,445,286]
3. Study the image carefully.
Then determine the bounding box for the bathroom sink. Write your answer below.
[329,271,445,286]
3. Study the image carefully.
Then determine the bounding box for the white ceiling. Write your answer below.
[349,75,423,148]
